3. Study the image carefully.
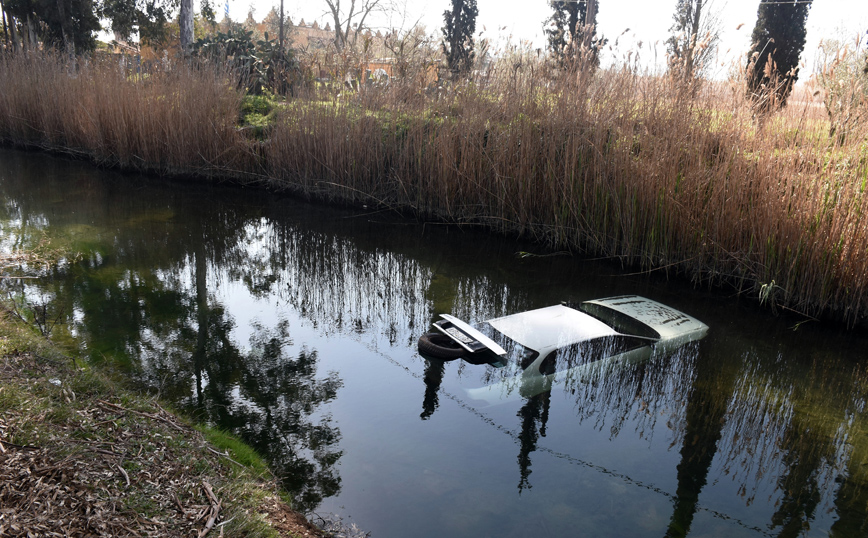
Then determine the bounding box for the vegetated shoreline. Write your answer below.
[0,300,328,537]
[1,51,867,328]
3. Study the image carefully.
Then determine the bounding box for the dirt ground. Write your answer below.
[0,350,326,538]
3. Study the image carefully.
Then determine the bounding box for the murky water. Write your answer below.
[2,147,867,537]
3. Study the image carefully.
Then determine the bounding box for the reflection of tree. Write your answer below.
[694,346,868,536]
[664,352,733,538]
[515,391,551,492]
[828,448,868,538]
[182,242,345,512]
[515,354,554,492]
[225,322,343,512]
[421,359,445,420]
[0,160,345,512]
[770,428,823,538]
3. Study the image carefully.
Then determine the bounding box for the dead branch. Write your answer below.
[198,480,222,537]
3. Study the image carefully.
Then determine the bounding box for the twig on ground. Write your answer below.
[116,463,131,487]
[206,447,245,469]
[96,399,187,432]
[198,481,222,538]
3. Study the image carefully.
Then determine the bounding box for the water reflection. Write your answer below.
[421,359,445,420]
[469,343,699,494]
[2,149,868,537]
[516,391,551,492]
[665,347,732,538]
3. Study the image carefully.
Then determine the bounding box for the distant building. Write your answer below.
[292,19,333,49]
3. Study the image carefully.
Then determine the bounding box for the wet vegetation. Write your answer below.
[0,49,866,328]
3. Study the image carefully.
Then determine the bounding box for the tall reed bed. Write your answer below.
[1,49,867,325]
[0,52,251,176]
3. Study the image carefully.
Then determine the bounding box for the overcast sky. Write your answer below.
[224,0,868,78]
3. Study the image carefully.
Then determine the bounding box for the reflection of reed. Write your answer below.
[257,218,535,346]
[554,344,699,443]
[710,352,868,533]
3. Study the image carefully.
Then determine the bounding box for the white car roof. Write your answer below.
[581,296,708,342]
[487,305,618,353]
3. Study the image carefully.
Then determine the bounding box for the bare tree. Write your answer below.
[666,0,722,87]
[384,25,437,79]
[323,0,392,50]
[815,35,868,144]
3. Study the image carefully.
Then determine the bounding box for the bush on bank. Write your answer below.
[0,50,866,327]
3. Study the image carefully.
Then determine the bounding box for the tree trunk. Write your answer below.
[26,14,37,50]
[331,15,344,49]
[582,0,597,51]
[179,0,194,54]
[8,12,19,51]
[0,0,9,47]
[684,0,703,81]
[279,0,284,50]
[326,0,345,50]
[55,0,75,59]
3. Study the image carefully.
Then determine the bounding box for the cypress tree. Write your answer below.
[442,0,478,79]
[544,0,600,69]
[747,0,813,110]
[666,0,701,77]
[545,0,583,59]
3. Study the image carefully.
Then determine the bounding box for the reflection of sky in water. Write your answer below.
[2,148,868,537]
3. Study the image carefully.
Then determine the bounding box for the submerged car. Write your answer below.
[418,295,708,404]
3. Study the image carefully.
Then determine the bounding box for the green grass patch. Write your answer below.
[196,424,271,476]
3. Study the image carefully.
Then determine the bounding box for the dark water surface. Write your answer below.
[2,148,867,537]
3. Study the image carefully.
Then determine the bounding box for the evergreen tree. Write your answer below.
[98,0,176,45]
[746,0,813,110]
[544,0,600,69]
[442,0,478,79]
[666,0,720,85]
[4,0,99,52]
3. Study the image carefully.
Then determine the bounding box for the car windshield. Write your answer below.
[536,334,649,375]
[578,302,662,340]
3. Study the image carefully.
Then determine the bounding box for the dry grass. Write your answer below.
[0,52,252,178]
[1,49,867,325]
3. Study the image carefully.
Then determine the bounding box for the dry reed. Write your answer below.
[1,49,866,326]
[0,51,251,177]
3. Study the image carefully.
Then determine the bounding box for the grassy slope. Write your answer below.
[0,299,323,537]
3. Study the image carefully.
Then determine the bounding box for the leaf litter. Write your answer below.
[0,350,325,537]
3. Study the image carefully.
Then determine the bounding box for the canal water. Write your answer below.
[1,148,867,537]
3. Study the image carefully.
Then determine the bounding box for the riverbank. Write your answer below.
[0,258,325,537]
[1,50,866,327]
